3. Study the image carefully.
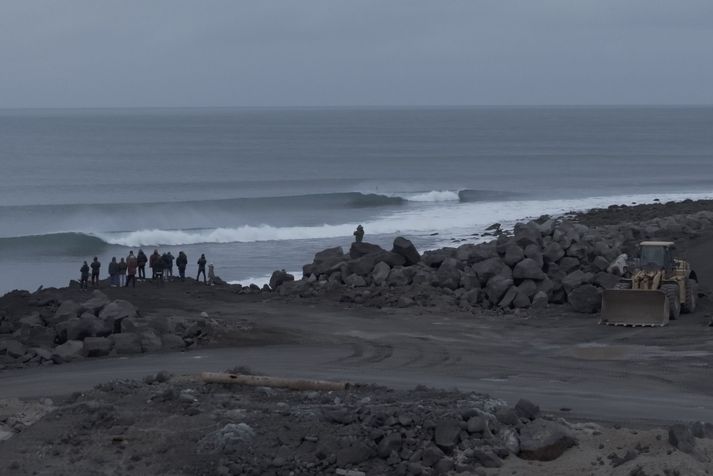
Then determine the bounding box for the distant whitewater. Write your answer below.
[2,106,713,292]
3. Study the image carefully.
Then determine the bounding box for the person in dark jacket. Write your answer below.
[118,257,127,287]
[108,257,119,287]
[153,252,164,286]
[149,250,160,280]
[161,253,171,281]
[126,251,138,288]
[176,251,188,281]
[80,261,90,290]
[197,254,207,284]
[90,257,101,287]
[166,252,174,279]
[137,249,147,280]
[353,225,364,243]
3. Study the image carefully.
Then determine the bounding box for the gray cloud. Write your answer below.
[1,0,712,107]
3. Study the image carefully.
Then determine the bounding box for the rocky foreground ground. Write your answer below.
[1,199,713,475]
[1,371,712,476]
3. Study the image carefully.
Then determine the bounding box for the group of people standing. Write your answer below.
[79,249,209,289]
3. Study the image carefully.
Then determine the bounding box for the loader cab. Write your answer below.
[639,241,675,271]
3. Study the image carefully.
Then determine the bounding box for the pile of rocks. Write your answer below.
[273,210,713,314]
[0,290,219,368]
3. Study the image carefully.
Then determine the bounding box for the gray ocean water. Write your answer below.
[1,106,712,293]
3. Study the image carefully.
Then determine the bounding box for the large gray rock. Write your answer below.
[18,312,44,328]
[161,334,186,350]
[269,270,294,290]
[531,291,549,309]
[594,272,621,290]
[349,242,385,259]
[473,257,509,282]
[543,242,565,263]
[517,279,537,298]
[524,244,544,267]
[421,248,456,268]
[512,258,546,281]
[436,258,462,290]
[304,247,344,276]
[486,276,514,303]
[51,300,80,325]
[79,291,110,315]
[568,284,601,313]
[387,267,411,287]
[558,257,581,274]
[53,340,84,362]
[434,419,461,449]
[372,261,391,286]
[668,424,696,454]
[3,339,26,359]
[513,222,542,248]
[392,237,420,265]
[512,289,532,308]
[83,337,113,357]
[22,326,56,348]
[456,243,497,264]
[378,432,402,458]
[460,273,480,290]
[139,330,163,352]
[67,314,109,341]
[99,300,138,333]
[344,274,367,288]
[110,333,142,354]
[503,244,524,267]
[498,286,518,308]
[562,269,586,293]
[519,419,577,461]
[462,288,480,306]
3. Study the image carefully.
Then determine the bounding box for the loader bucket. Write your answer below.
[600,290,670,327]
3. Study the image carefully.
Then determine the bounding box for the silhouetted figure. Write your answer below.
[90,257,101,287]
[126,251,138,288]
[118,257,127,286]
[149,249,160,280]
[80,261,90,290]
[354,224,364,243]
[137,249,147,280]
[108,257,119,287]
[176,251,188,281]
[166,252,174,278]
[153,253,164,286]
[197,254,207,284]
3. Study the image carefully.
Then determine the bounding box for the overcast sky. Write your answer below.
[1,1,712,108]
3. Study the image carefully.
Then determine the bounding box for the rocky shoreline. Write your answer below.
[273,203,713,315]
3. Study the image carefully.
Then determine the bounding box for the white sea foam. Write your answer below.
[97,191,713,247]
[402,190,461,202]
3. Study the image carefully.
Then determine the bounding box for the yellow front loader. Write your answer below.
[600,241,698,327]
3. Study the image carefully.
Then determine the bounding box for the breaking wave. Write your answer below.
[3,191,712,253]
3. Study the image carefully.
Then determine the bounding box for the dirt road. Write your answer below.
[3,295,712,426]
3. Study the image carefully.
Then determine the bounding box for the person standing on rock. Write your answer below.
[108,257,119,287]
[90,257,101,287]
[80,261,90,290]
[137,249,147,280]
[354,225,364,243]
[197,253,207,284]
[166,252,174,279]
[149,249,160,280]
[118,257,127,287]
[126,251,138,288]
[153,252,164,285]
[176,251,188,281]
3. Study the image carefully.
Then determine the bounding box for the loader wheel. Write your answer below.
[661,284,681,320]
[682,279,698,314]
